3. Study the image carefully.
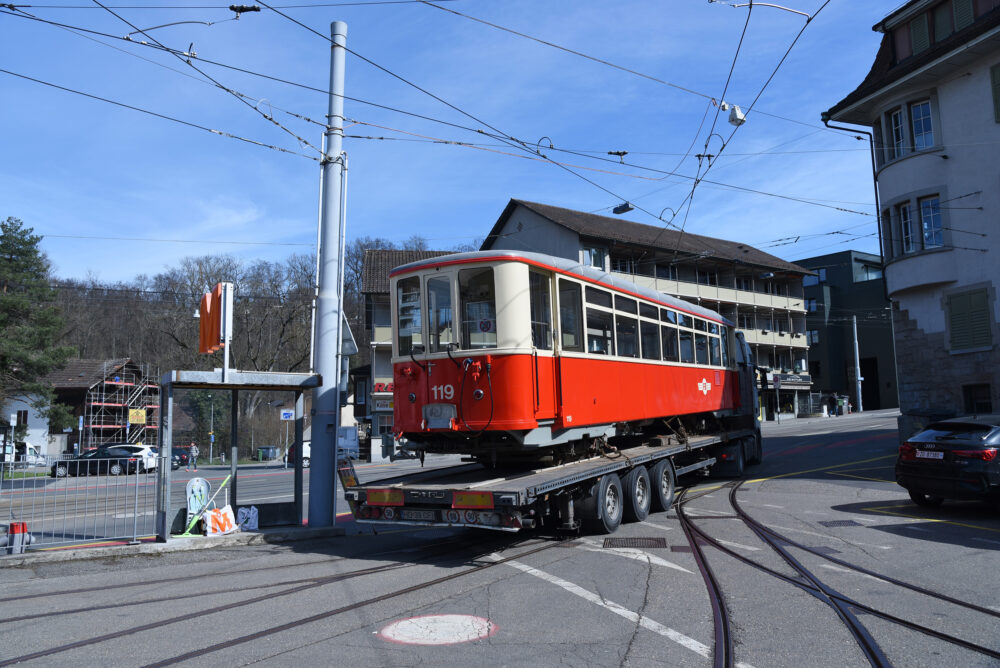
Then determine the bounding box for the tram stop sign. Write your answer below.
[279,409,294,421]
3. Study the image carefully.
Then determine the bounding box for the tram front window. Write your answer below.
[427,276,453,353]
[460,267,497,349]
[397,276,423,355]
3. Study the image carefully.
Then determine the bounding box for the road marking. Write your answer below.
[745,453,897,484]
[862,505,1000,535]
[501,558,737,664]
[768,524,893,550]
[802,511,828,515]
[972,537,1000,546]
[901,525,931,533]
[684,507,731,516]
[577,538,692,574]
[638,521,673,532]
[825,471,896,484]
[377,614,497,645]
[819,564,883,582]
[760,504,784,509]
[716,538,761,552]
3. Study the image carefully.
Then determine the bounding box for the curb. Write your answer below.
[0,526,346,568]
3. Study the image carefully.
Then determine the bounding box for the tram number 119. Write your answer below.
[431,384,455,401]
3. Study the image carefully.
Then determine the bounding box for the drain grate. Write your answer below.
[603,537,668,549]
[818,520,861,528]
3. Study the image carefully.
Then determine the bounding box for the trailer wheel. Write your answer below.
[579,473,624,534]
[623,467,651,523]
[734,440,746,477]
[649,459,676,513]
[747,431,762,466]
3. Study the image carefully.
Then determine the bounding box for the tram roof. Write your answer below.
[390,250,734,326]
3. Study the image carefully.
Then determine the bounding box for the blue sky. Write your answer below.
[1,0,901,283]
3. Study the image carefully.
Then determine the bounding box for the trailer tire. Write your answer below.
[579,473,624,534]
[649,459,676,513]
[623,466,651,523]
[747,431,762,465]
[734,440,746,477]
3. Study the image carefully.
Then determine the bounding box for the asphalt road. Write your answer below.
[3,409,1000,667]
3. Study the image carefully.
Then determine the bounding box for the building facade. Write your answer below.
[825,0,1000,437]
[482,200,815,418]
[794,250,898,411]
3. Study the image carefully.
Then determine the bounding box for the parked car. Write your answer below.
[102,444,157,472]
[284,441,311,468]
[173,446,191,469]
[896,416,1000,507]
[50,446,142,477]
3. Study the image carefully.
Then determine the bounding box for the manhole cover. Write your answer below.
[603,537,668,549]
[818,520,861,528]
[378,614,498,645]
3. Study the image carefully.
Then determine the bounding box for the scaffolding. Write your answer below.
[83,360,160,449]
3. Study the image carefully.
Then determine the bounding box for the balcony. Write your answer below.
[742,329,809,349]
[619,273,804,313]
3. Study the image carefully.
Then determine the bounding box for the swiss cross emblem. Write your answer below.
[698,378,711,395]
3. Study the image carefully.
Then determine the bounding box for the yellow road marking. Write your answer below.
[825,471,895,484]
[744,453,897,484]
[863,505,1000,534]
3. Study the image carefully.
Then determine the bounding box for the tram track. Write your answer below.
[0,534,565,667]
[675,479,1000,667]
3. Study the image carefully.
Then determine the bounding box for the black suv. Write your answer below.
[895,416,1000,507]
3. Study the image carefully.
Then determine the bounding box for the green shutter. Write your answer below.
[954,0,974,31]
[991,64,1000,123]
[934,3,952,41]
[911,14,930,53]
[949,290,993,350]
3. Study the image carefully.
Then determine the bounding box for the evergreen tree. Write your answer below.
[0,217,75,433]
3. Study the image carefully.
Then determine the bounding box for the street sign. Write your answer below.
[279,409,295,421]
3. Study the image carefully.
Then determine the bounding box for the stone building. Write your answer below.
[825,0,1000,437]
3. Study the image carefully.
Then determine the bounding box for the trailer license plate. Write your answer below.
[401,509,436,521]
[916,450,943,459]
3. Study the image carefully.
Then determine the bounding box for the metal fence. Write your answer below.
[0,456,159,552]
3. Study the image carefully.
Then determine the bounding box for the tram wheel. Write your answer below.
[579,473,624,534]
[623,466,651,523]
[649,459,676,513]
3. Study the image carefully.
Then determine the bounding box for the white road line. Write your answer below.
[902,526,931,533]
[819,564,883,582]
[851,517,878,524]
[501,558,726,663]
[685,507,732,516]
[760,504,784,509]
[971,537,1000,546]
[638,521,673,532]
[716,539,761,552]
[802,510,829,515]
[768,524,893,550]
[577,538,692,574]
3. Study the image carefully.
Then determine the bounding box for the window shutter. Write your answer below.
[991,64,1000,123]
[934,3,952,41]
[954,0,974,30]
[949,289,993,350]
[911,14,930,53]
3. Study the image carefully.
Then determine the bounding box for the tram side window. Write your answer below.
[640,303,658,320]
[662,326,679,362]
[586,309,615,355]
[558,279,584,352]
[396,276,422,355]
[426,276,453,353]
[694,318,708,332]
[661,308,678,325]
[677,313,691,329]
[529,271,553,350]
[679,328,695,363]
[695,333,709,365]
[585,286,613,308]
[641,321,660,360]
[720,327,730,366]
[460,267,497,349]
[710,336,721,366]
[616,315,638,357]
[615,296,637,314]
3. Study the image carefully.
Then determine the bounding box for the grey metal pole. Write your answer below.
[209,397,214,464]
[230,389,239,508]
[156,381,173,542]
[294,391,304,525]
[310,20,347,528]
[853,315,863,413]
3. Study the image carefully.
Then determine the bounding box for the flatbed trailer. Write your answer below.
[339,427,758,534]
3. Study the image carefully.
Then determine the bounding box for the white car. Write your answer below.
[114,444,158,472]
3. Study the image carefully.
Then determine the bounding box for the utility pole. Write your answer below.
[208,396,214,463]
[852,315,863,413]
[309,21,348,528]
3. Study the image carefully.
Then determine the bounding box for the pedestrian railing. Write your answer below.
[0,457,158,552]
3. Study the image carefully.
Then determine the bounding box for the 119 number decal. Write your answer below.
[431,384,455,400]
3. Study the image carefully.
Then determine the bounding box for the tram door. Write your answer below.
[529,271,558,418]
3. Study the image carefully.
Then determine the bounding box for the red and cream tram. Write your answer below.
[390,251,755,464]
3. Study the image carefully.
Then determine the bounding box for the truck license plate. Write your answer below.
[401,509,436,521]
[916,450,943,459]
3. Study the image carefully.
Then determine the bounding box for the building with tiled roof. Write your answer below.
[483,199,816,418]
